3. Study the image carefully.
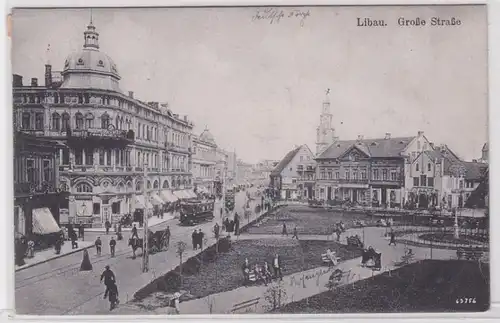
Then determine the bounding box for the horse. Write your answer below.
[128,237,143,259]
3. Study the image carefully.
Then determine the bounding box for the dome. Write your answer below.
[60,22,122,92]
[200,128,216,145]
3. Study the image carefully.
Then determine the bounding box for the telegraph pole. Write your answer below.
[142,161,149,273]
[221,160,227,221]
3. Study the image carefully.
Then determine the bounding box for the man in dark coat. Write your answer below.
[165,226,171,248]
[234,215,240,235]
[105,221,111,235]
[388,230,396,246]
[198,229,205,250]
[78,222,85,241]
[131,224,139,239]
[192,230,198,250]
[109,237,116,257]
[214,223,220,240]
[101,265,116,299]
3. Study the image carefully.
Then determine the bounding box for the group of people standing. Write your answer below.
[223,213,240,235]
[191,229,205,250]
[242,254,284,286]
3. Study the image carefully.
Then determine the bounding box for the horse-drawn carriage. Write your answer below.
[346,235,364,248]
[226,192,236,212]
[128,228,170,259]
[179,200,215,226]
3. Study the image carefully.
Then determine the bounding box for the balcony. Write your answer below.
[338,178,369,184]
[67,128,134,148]
[15,181,57,196]
[165,142,190,154]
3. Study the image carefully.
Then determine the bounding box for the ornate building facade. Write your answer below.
[13,20,194,226]
[192,128,217,194]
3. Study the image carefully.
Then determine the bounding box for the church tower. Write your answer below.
[315,89,336,155]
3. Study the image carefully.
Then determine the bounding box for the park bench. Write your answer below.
[230,297,261,314]
[395,251,415,266]
[321,252,341,265]
[457,249,484,261]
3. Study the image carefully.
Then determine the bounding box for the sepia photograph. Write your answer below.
[10,4,489,315]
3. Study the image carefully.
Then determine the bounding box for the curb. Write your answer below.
[15,243,96,272]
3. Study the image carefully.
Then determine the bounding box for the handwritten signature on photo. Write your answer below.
[252,8,311,27]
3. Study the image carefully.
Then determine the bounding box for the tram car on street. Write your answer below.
[225,191,236,211]
[179,200,215,225]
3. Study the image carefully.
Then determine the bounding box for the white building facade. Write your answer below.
[192,129,217,194]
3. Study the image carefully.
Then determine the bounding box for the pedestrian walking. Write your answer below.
[214,223,220,240]
[272,254,283,280]
[100,265,116,299]
[192,230,197,250]
[105,220,111,235]
[71,231,79,249]
[198,229,205,250]
[389,230,396,246]
[234,217,240,236]
[95,236,102,256]
[131,224,139,239]
[292,227,299,240]
[54,236,62,255]
[282,222,288,236]
[108,281,120,311]
[110,237,116,257]
[27,239,35,258]
[78,222,85,241]
[165,226,171,249]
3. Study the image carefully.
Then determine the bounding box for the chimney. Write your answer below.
[128,91,134,99]
[385,133,391,139]
[45,64,52,87]
[31,78,38,87]
[418,131,424,136]
[12,74,23,87]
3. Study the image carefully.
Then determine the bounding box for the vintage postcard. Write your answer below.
[11,4,489,315]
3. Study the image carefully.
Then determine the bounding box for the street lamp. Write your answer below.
[142,161,150,273]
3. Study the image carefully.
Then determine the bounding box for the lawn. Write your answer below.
[278,260,489,313]
[134,238,362,304]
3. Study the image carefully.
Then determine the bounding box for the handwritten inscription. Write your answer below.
[252,8,311,27]
[356,16,462,27]
[289,267,333,288]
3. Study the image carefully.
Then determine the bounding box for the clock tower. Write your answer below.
[315,89,336,155]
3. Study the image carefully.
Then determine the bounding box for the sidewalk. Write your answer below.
[15,241,94,272]
[85,214,176,233]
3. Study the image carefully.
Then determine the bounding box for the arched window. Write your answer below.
[416,163,419,172]
[427,163,431,171]
[21,112,31,129]
[85,113,94,129]
[101,113,110,129]
[153,180,159,189]
[52,112,61,131]
[118,183,125,193]
[127,181,133,192]
[76,183,93,193]
[135,181,143,191]
[162,180,169,189]
[147,180,152,189]
[75,112,84,130]
[177,178,181,187]
[62,112,70,131]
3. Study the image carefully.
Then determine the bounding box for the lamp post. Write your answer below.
[142,162,150,273]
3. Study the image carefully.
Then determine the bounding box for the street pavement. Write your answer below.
[15,189,259,315]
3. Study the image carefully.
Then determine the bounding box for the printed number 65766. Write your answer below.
[456,297,476,304]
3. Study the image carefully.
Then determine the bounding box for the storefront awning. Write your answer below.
[32,207,61,234]
[173,190,188,199]
[161,190,179,203]
[185,189,197,199]
[151,193,164,206]
[135,195,154,209]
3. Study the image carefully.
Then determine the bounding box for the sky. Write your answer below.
[11,5,488,164]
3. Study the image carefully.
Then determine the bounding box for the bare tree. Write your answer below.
[264,280,288,311]
[176,241,187,288]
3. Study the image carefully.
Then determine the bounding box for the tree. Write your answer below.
[176,241,187,287]
[264,280,288,311]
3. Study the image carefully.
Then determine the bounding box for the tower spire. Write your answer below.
[83,9,99,49]
[90,8,93,25]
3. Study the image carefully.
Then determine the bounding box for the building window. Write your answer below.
[76,183,93,193]
[111,202,120,214]
[22,112,31,129]
[93,203,100,214]
[353,171,358,180]
[99,149,105,165]
[413,177,419,186]
[34,113,44,130]
[382,169,388,181]
[373,169,379,180]
[52,113,61,131]
[427,163,431,171]
[26,159,35,183]
[74,149,83,165]
[115,149,120,165]
[62,113,70,130]
[62,149,69,164]
[320,171,325,179]
[328,172,332,179]
[345,171,350,180]
[416,163,419,172]
[420,175,427,187]
[75,112,84,130]
[428,177,434,187]
[335,171,340,179]
[85,149,93,165]
[459,180,464,189]
[390,170,397,181]
[85,113,94,129]
[42,160,51,182]
[106,149,112,166]
[101,113,110,129]
[361,171,366,180]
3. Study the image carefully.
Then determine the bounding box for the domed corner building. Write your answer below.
[192,127,218,196]
[13,19,196,229]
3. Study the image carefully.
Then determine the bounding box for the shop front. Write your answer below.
[371,186,403,208]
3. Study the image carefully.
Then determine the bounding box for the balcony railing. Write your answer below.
[67,128,135,148]
[15,181,57,195]
[338,178,369,184]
